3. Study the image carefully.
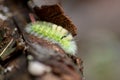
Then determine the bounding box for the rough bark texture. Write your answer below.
[0,0,83,80]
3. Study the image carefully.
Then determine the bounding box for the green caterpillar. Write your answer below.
[25,21,77,55]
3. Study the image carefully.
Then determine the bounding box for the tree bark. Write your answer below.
[0,0,83,80]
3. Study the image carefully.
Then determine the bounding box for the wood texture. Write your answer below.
[0,0,83,80]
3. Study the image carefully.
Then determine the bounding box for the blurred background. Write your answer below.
[60,0,120,80]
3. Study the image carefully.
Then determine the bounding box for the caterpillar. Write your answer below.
[25,21,77,55]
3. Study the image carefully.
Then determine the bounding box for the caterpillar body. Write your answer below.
[25,21,77,55]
